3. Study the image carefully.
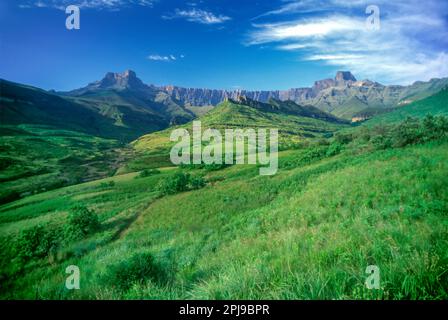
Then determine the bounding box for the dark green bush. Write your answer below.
[334,132,353,144]
[300,146,328,164]
[156,172,190,195]
[326,142,343,156]
[370,134,392,150]
[391,117,422,147]
[104,252,166,291]
[188,175,206,190]
[156,172,206,195]
[137,168,160,178]
[100,181,115,188]
[64,206,100,241]
[422,114,448,141]
[15,225,58,262]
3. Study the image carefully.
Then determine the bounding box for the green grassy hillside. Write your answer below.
[0,125,128,205]
[364,87,448,126]
[126,98,349,172]
[0,79,193,141]
[0,114,447,299]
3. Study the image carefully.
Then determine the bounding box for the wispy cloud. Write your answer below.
[247,0,448,84]
[147,54,183,62]
[163,8,231,24]
[249,16,363,44]
[18,0,156,10]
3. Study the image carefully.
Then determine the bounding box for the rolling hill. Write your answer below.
[62,70,195,129]
[128,96,350,171]
[0,125,128,205]
[363,87,448,126]
[0,71,195,141]
[0,79,135,140]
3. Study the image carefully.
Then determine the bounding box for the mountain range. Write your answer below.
[1,71,195,141]
[161,71,448,119]
[1,70,447,142]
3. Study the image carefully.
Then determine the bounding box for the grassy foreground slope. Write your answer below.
[0,115,447,299]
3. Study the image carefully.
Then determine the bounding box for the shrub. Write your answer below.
[422,114,448,141]
[300,146,328,165]
[326,142,343,156]
[64,206,100,241]
[15,225,58,262]
[334,132,353,144]
[156,172,190,195]
[370,135,392,150]
[188,175,206,190]
[99,181,115,188]
[104,252,166,291]
[137,169,160,178]
[392,117,422,147]
[156,172,206,195]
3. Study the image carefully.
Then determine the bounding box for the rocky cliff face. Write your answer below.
[67,70,152,95]
[159,71,448,119]
[98,70,146,89]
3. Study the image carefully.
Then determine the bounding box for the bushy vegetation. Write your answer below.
[103,252,167,291]
[64,206,100,241]
[156,172,206,195]
[14,225,58,262]
[99,181,115,188]
[137,168,161,178]
[282,115,448,170]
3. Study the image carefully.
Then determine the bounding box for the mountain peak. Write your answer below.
[335,71,357,83]
[99,70,144,90]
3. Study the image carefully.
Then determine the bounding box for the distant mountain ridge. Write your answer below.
[159,71,448,119]
[59,70,196,136]
[65,70,151,95]
[2,70,447,142]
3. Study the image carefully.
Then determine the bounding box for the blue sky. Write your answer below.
[0,0,447,91]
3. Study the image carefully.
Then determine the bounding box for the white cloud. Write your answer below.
[305,54,365,61]
[247,0,448,84]
[276,43,313,51]
[249,16,363,44]
[147,54,183,62]
[19,0,156,10]
[164,8,231,24]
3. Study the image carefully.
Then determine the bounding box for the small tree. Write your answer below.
[188,175,206,190]
[137,169,160,178]
[156,172,206,195]
[64,206,100,241]
[15,225,57,262]
[156,172,190,195]
[392,116,422,147]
